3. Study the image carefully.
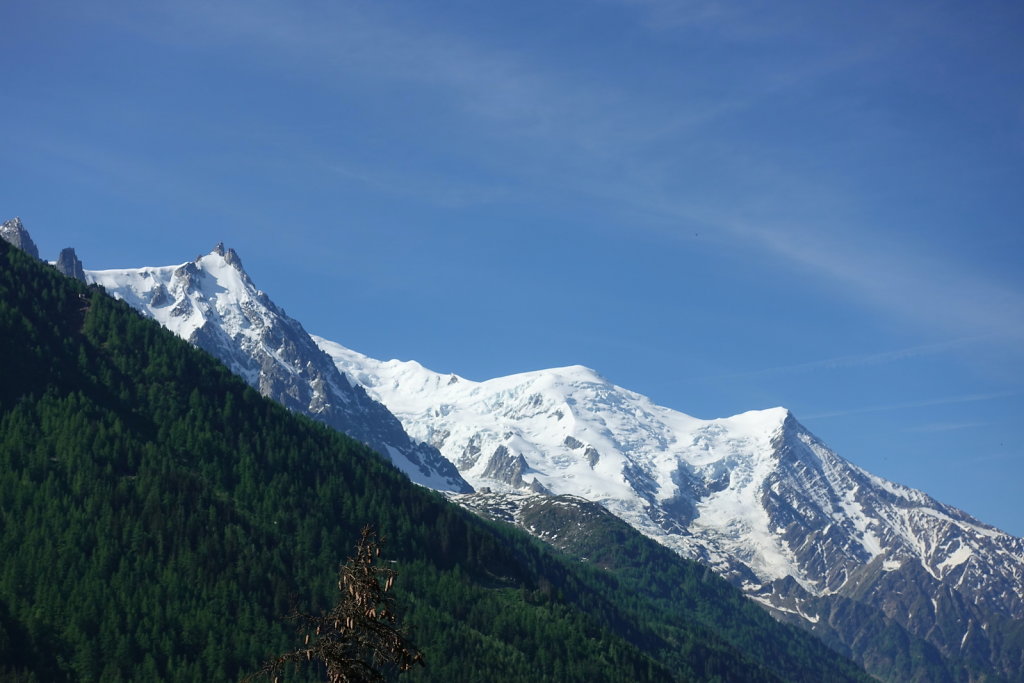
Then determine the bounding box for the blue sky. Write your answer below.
[3,0,1022,535]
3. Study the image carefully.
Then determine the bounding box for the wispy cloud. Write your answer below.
[130,0,654,153]
[735,218,1024,340]
[904,421,988,433]
[801,390,1021,420]
[77,0,1024,347]
[962,451,1020,465]
[113,0,875,170]
[328,161,510,209]
[596,0,779,37]
[702,336,992,380]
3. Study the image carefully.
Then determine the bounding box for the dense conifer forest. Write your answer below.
[0,239,873,682]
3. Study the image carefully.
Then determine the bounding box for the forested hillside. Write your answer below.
[0,239,871,682]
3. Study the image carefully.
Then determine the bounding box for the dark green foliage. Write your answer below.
[0,240,872,682]
[0,596,67,682]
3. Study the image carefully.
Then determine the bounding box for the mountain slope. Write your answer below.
[13,218,1017,680]
[0,230,874,682]
[316,337,1024,682]
[85,243,469,493]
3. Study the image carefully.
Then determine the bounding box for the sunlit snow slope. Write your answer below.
[315,336,1024,672]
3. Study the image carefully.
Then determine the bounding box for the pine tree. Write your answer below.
[245,526,424,683]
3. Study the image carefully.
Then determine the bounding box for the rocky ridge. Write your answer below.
[55,247,86,282]
[85,243,470,493]
[314,337,1024,681]
[1,217,40,259]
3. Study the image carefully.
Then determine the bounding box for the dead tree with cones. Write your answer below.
[244,525,424,683]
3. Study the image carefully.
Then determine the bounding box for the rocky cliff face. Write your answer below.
[1,218,40,259]
[86,244,471,493]
[55,247,86,281]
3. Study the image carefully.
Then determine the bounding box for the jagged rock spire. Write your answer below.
[224,246,243,270]
[55,247,86,282]
[1,217,41,260]
[209,241,244,270]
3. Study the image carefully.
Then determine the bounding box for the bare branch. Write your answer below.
[243,526,425,683]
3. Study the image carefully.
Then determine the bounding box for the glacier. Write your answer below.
[313,335,1024,617]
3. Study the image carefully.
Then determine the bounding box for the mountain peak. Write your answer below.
[207,242,245,272]
[1,216,40,260]
[763,405,794,427]
[83,245,472,494]
[224,247,243,269]
[562,363,599,376]
[542,364,604,384]
[717,406,793,438]
[55,247,86,282]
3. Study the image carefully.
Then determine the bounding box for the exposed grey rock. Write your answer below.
[426,428,451,450]
[1,217,40,259]
[482,445,528,488]
[170,297,193,318]
[55,247,86,282]
[173,261,200,289]
[149,283,172,308]
[458,433,484,470]
[528,478,551,495]
[224,247,243,270]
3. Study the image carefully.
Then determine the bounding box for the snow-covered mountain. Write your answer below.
[315,337,1024,679]
[10,215,1017,679]
[85,244,471,493]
